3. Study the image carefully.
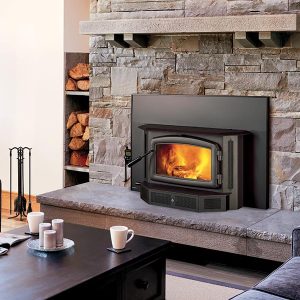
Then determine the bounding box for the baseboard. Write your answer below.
[1,191,39,211]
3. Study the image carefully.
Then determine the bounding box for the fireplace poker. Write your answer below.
[127,149,155,168]
[124,148,155,182]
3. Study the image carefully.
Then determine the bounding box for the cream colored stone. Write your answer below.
[262,59,297,72]
[199,34,232,54]
[288,72,300,92]
[177,53,224,72]
[270,151,300,184]
[112,108,131,138]
[111,0,184,12]
[227,0,288,15]
[111,67,137,96]
[97,0,111,13]
[90,10,184,21]
[225,72,286,91]
[272,92,300,113]
[270,117,296,152]
[225,66,260,72]
[94,137,127,167]
[171,36,199,52]
[185,0,227,17]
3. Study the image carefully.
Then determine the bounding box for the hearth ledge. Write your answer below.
[37,182,295,243]
[37,183,300,262]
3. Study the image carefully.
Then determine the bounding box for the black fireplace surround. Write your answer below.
[130,95,269,212]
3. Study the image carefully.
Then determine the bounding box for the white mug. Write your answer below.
[110,226,134,250]
[27,212,45,233]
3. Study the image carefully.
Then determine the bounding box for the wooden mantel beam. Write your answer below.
[80,14,300,35]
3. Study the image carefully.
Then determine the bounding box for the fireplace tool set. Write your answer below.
[9,147,32,221]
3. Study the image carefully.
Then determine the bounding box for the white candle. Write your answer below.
[44,230,56,249]
[39,223,51,247]
[52,219,64,247]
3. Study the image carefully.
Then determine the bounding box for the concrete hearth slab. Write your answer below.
[38,182,277,238]
[247,210,300,244]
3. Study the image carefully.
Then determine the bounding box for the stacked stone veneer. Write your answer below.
[89,0,300,210]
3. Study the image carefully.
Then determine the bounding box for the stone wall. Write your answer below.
[89,0,300,210]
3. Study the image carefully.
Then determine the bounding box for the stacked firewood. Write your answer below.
[67,111,89,167]
[65,63,90,91]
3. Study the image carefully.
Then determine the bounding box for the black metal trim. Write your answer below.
[228,140,234,189]
[150,135,222,189]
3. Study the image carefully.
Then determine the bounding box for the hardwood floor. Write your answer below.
[167,259,266,289]
[1,191,40,232]
[1,209,27,232]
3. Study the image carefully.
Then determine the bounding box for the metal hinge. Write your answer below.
[217,150,223,161]
[217,174,222,185]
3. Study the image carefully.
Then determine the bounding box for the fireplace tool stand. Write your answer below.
[9,147,32,221]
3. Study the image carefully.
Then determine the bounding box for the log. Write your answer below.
[68,63,89,80]
[77,113,89,127]
[70,122,85,137]
[68,138,87,151]
[85,154,89,167]
[82,126,90,141]
[65,78,77,91]
[70,151,88,167]
[66,112,78,129]
[77,79,90,91]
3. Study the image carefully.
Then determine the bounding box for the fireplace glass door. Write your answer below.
[156,143,212,182]
[149,136,221,188]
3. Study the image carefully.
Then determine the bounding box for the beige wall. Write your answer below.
[64,0,89,53]
[0,1,64,195]
[0,0,89,195]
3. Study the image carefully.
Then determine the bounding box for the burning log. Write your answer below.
[70,122,85,138]
[70,151,88,167]
[68,63,89,80]
[85,155,89,167]
[77,113,89,127]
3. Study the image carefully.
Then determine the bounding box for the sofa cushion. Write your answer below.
[255,257,300,300]
[231,290,288,299]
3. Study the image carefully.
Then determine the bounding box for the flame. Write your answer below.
[156,143,212,181]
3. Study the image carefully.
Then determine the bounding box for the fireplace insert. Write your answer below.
[152,136,219,188]
[130,95,269,211]
[137,124,248,211]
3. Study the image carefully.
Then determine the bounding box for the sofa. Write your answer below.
[231,227,300,299]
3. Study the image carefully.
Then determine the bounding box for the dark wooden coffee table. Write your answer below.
[0,223,170,300]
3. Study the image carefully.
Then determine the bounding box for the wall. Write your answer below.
[64,0,90,53]
[89,0,300,210]
[0,1,64,195]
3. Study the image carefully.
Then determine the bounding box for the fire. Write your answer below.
[156,143,212,181]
